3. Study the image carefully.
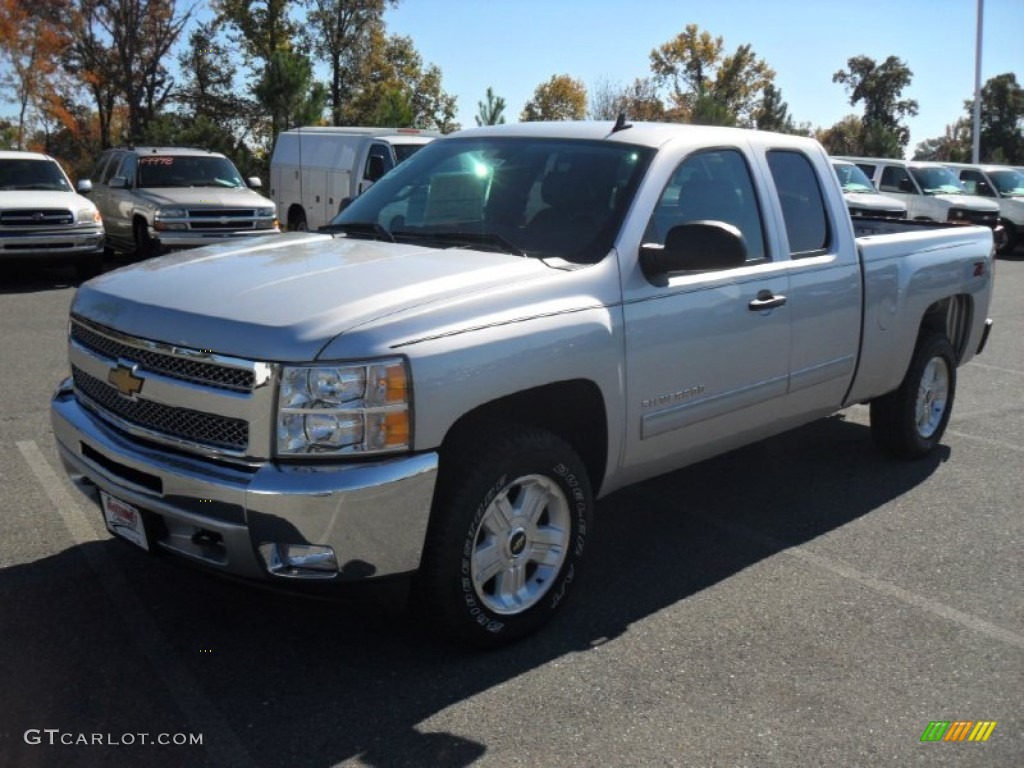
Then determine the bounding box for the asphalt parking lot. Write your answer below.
[0,248,1020,767]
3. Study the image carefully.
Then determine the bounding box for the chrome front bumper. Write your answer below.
[0,227,104,258]
[51,378,438,582]
[153,228,280,247]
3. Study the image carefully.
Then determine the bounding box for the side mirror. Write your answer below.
[76,179,93,194]
[109,176,127,189]
[247,176,262,189]
[640,221,747,281]
[365,155,386,182]
[898,178,915,193]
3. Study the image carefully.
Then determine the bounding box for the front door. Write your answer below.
[620,147,792,482]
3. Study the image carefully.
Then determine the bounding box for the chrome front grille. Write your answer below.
[67,317,275,459]
[949,208,999,228]
[72,365,249,450]
[187,208,257,231]
[0,208,74,226]
[71,320,254,392]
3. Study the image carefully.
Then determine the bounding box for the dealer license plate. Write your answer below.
[100,491,149,551]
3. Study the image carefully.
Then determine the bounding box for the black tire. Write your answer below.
[997,221,1017,255]
[870,331,957,459]
[133,218,156,259]
[289,209,308,232]
[417,426,593,648]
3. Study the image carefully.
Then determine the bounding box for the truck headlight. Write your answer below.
[155,207,187,231]
[78,207,102,224]
[276,359,411,456]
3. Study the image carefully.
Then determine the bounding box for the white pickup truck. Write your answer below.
[51,121,995,646]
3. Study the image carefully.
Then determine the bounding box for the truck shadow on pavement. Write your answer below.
[0,413,949,768]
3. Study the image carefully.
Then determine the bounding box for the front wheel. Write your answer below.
[133,218,156,259]
[870,331,957,458]
[417,426,592,647]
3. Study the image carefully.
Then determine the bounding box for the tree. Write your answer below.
[754,83,792,132]
[912,118,971,162]
[832,55,918,156]
[0,0,70,149]
[215,0,297,64]
[589,77,664,121]
[476,86,506,126]
[337,29,457,131]
[253,49,327,136]
[62,0,191,147]
[521,74,587,121]
[815,114,865,156]
[372,86,414,127]
[649,24,774,125]
[304,0,394,126]
[969,73,1024,163]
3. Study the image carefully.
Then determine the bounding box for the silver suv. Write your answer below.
[85,146,279,257]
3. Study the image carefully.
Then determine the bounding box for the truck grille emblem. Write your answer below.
[108,363,145,398]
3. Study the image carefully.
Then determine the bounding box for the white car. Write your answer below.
[0,151,104,276]
[944,162,1024,253]
[830,159,907,219]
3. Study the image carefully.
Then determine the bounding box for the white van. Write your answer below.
[836,156,1000,232]
[830,159,907,219]
[270,127,439,231]
[943,162,1024,253]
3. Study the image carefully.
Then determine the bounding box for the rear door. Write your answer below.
[620,145,792,478]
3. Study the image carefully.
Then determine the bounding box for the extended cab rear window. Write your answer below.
[766,150,830,257]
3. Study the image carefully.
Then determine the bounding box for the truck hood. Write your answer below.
[843,192,906,211]
[0,188,97,215]
[931,193,1000,212]
[133,187,274,208]
[71,233,556,361]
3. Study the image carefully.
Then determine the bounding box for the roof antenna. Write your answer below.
[611,111,632,133]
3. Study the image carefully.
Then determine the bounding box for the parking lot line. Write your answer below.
[946,429,1024,454]
[635,489,1024,652]
[16,440,255,768]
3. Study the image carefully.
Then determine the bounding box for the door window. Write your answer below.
[766,150,830,257]
[879,165,914,194]
[645,149,767,263]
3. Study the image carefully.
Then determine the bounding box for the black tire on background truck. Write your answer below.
[417,426,593,648]
[870,331,957,459]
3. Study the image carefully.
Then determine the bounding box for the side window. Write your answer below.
[118,154,138,187]
[99,152,122,185]
[879,165,913,194]
[91,153,113,184]
[645,148,766,263]
[364,143,394,182]
[766,150,830,257]
[855,163,876,180]
[960,170,991,196]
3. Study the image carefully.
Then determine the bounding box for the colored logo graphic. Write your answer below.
[920,720,997,742]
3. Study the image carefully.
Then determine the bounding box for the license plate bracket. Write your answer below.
[100,491,150,551]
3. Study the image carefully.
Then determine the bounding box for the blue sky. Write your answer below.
[384,0,1021,151]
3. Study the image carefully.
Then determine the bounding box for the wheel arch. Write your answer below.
[438,379,609,495]
[920,293,973,364]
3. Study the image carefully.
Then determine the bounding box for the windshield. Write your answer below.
[137,155,246,188]
[0,158,72,191]
[327,136,655,263]
[909,166,965,195]
[832,162,877,193]
[989,169,1024,196]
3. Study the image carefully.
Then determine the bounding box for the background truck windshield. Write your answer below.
[989,169,1024,196]
[832,162,876,193]
[0,159,72,191]
[137,156,246,188]
[909,166,965,195]
[330,137,654,263]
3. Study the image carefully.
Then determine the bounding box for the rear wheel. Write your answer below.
[288,208,308,232]
[870,331,956,458]
[997,221,1017,255]
[417,426,592,647]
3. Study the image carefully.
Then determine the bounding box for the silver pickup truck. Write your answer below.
[51,121,995,646]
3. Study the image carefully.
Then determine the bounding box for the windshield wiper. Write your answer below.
[393,229,525,256]
[318,221,395,242]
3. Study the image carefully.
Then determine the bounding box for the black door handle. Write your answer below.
[749,290,787,311]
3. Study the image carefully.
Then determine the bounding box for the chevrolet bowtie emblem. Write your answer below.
[108,363,144,398]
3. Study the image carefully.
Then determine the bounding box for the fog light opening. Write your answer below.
[259,542,339,579]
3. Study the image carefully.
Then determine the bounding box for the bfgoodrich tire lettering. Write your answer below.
[418,426,592,647]
[870,331,957,459]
